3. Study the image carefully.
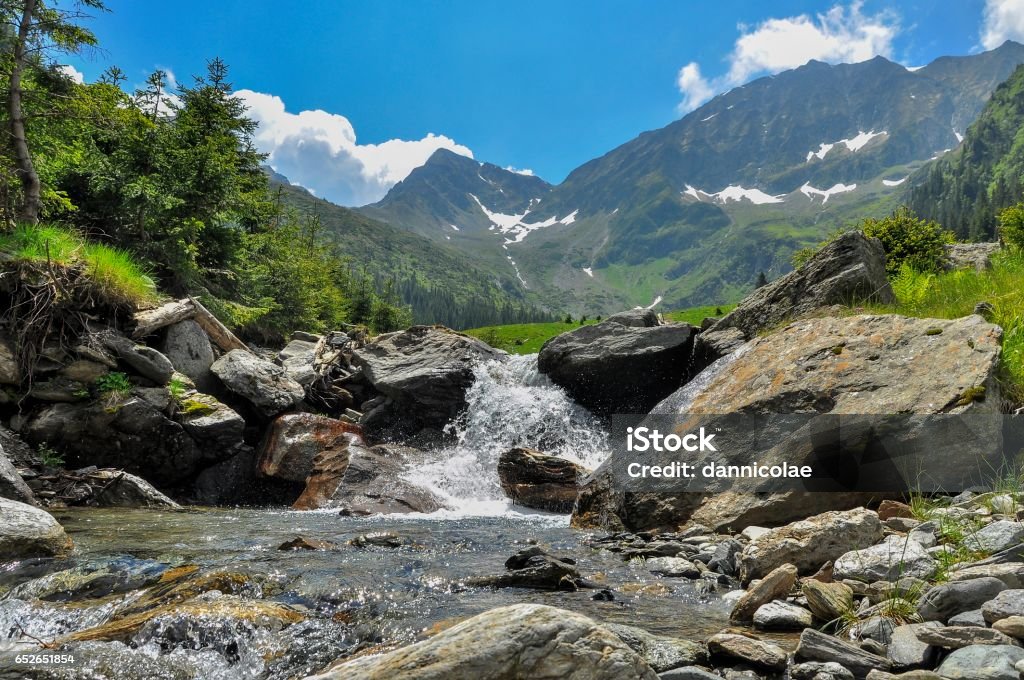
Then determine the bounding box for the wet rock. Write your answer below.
[348,532,401,548]
[604,623,708,672]
[211,349,305,417]
[350,325,506,440]
[730,563,798,623]
[796,629,892,679]
[695,231,894,365]
[965,520,1024,554]
[738,508,883,583]
[292,440,446,514]
[259,413,362,483]
[935,644,1024,680]
[645,556,701,578]
[161,320,216,390]
[0,498,72,558]
[888,622,941,670]
[916,625,1020,649]
[706,633,787,672]
[306,603,658,679]
[0,443,35,505]
[278,536,339,551]
[7,556,168,601]
[497,447,588,513]
[88,470,180,509]
[917,577,1007,622]
[803,579,855,621]
[191,446,258,505]
[791,662,856,680]
[983,589,1024,624]
[753,600,813,630]
[98,331,174,384]
[833,535,937,582]
[537,309,697,416]
[467,547,584,590]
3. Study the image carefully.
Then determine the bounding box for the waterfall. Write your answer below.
[407,354,610,516]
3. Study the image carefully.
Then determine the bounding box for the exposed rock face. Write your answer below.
[305,603,658,680]
[497,447,588,513]
[737,508,883,583]
[211,349,305,417]
[0,498,72,558]
[0,332,18,386]
[292,439,446,515]
[695,231,894,366]
[352,326,506,440]
[0,443,35,504]
[537,309,697,415]
[161,320,216,391]
[259,413,362,484]
[573,313,1002,532]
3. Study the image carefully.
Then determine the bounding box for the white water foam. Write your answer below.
[407,354,610,517]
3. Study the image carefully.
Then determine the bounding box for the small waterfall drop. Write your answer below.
[408,354,610,517]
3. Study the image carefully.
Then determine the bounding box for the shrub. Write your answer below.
[861,206,955,275]
[998,203,1024,249]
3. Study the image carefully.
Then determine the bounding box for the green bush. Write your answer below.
[862,206,955,275]
[998,203,1024,249]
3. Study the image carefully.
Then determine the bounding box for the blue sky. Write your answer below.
[66,0,1022,205]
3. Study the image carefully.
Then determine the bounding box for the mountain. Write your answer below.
[267,173,555,328]
[908,62,1024,239]
[358,41,1024,314]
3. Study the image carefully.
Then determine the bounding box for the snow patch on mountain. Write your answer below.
[806,130,887,162]
[449,223,460,231]
[684,184,783,205]
[560,210,579,225]
[583,267,594,278]
[882,177,907,187]
[799,182,857,204]
[470,194,577,244]
[953,128,964,143]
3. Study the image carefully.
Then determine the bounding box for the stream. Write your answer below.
[0,355,732,679]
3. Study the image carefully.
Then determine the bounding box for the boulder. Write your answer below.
[292,440,447,515]
[211,349,305,417]
[0,443,35,505]
[915,626,1020,649]
[177,392,246,456]
[949,610,988,627]
[603,624,707,672]
[497,447,588,513]
[965,520,1024,554]
[803,579,855,621]
[537,309,697,415]
[730,563,797,623]
[935,644,1024,680]
[888,622,941,670]
[878,500,914,521]
[304,604,658,679]
[706,633,788,672]
[467,547,585,590]
[833,535,937,582]
[792,663,856,680]
[573,313,1002,532]
[161,320,216,391]
[0,498,72,558]
[796,628,891,679]
[192,447,258,505]
[88,470,181,509]
[645,556,700,578]
[277,338,319,387]
[98,331,174,384]
[753,600,814,630]
[944,243,1001,272]
[917,577,1008,622]
[259,413,362,483]
[351,326,506,439]
[993,616,1024,639]
[738,508,883,583]
[983,589,1024,624]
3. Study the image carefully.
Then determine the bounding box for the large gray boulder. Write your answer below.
[573,313,1002,532]
[0,498,72,558]
[0,443,35,505]
[277,338,319,387]
[833,535,938,582]
[304,603,658,679]
[98,331,174,385]
[537,309,697,415]
[211,349,305,417]
[694,230,894,368]
[351,326,506,439]
[161,320,216,391]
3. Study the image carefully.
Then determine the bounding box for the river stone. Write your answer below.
[645,556,701,578]
[604,623,707,672]
[993,616,1024,639]
[917,577,1008,622]
[908,521,937,549]
[211,349,305,417]
[797,629,891,679]
[878,500,914,521]
[706,633,788,671]
[89,470,180,509]
[575,312,1001,532]
[98,331,174,384]
[753,600,813,630]
[351,326,506,440]
[965,520,1024,554]
[305,603,658,679]
[161,320,216,391]
[916,626,1020,649]
[657,667,720,680]
[497,447,588,513]
[0,498,72,558]
[791,662,855,680]
[949,609,988,627]
[708,538,743,576]
[888,622,941,670]
[537,309,697,416]
[983,590,1024,624]
[0,443,35,505]
[730,563,797,623]
[866,673,944,680]
[738,508,882,583]
[277,338,318,387]
[803,579,855,621]
[936,644,1024,680]
[259,413,362,483]
[833,535,937,582]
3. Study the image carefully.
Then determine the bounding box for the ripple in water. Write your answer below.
[409,354,610,516]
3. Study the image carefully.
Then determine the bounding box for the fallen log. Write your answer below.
[189,297,249,353]
[131,299,196,339]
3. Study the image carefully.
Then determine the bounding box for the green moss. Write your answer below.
[179,399,216,417]
[831,345,845,355]
[925,327,944,336]
[955,386,987,406]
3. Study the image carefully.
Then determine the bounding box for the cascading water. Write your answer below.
[408,354,610,516]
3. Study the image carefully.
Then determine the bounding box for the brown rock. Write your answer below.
[803,579,855,622]
[258,413,362,483]
[277,536,338,551]
[878,500,914,521]
[730,563,798,623]
[707,633,788,671]
[497,447,588,513]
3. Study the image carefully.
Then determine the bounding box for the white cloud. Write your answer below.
[676,2,900,111]
[504,166,535,176]
[981,0,1024,49]
[57,64,85,84]
[236,89,473,206]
